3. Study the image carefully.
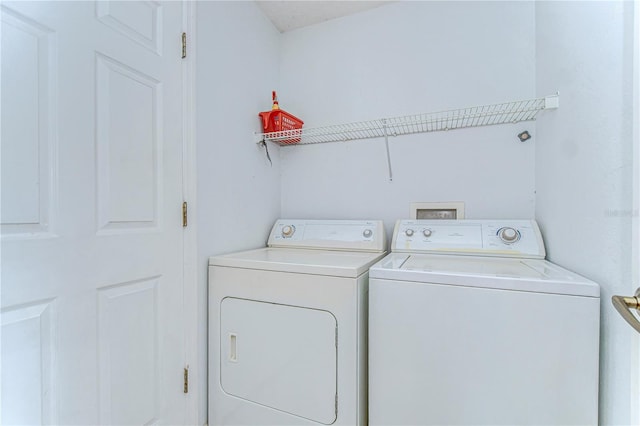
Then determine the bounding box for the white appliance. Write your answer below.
[369,220,600,425]
[209,219,387,425]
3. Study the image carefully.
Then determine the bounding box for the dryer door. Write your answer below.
[220,297,337,424]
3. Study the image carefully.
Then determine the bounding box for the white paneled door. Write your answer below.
[1,1,188,424]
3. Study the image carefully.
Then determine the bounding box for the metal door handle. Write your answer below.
[612,288,640,333]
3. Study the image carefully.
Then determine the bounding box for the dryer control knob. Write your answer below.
[423,229,432,237]
[363,229,373,238]
[498,227,519,243]
[405,229,415,237]
[282,225,295,237]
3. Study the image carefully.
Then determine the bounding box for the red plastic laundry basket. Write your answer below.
[258,92,304,145]
[258,110,304,145]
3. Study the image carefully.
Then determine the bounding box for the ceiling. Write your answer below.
[256,1,392,33]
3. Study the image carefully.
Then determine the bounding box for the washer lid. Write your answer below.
[370,253,600,297]
[209,247,387,278]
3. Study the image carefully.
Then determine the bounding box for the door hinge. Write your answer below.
[181,32,187,59]
[182,201,188,227]
[183,366,189,393]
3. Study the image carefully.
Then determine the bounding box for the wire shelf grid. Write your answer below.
[257,95,558,146]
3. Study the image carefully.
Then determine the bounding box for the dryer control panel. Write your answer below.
[268,219,386,252]
[392,219,545,259]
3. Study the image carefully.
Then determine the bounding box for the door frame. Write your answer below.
[631,0,639,423]
[181,0,199,423]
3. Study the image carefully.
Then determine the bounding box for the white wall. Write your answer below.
[535,2,635,424]
[279,1,537,233]
[195,2,281,423]
[194,1,636,424]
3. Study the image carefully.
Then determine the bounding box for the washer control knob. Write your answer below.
[405,229,415,237]
[423,229,432,237]
[282,225,295,237]
[363,229,373,238]
[498,227,519,243]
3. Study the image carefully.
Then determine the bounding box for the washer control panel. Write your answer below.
[393,219,545,258]
[268,219,386,252]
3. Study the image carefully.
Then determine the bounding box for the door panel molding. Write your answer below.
[1,299,58,425]
[95,52,162,235]
[0,6,58,239]
[96,1,162,56]
[97,276,161,425]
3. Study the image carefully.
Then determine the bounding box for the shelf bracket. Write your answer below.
[544,93,560,109]
[382,119,393,182]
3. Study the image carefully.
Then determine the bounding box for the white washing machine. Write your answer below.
[209,219,387,425]
[369,219,600,426]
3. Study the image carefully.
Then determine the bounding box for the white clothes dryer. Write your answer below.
[209,219,386,426]
[369,220,600,426]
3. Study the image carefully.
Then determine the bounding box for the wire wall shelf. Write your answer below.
[257,94,559,146]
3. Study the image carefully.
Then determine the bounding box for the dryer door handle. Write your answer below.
[612,288,640,333]
[229,333,238,362]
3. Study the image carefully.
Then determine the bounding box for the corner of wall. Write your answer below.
[194,2,283,424]
[534,2,635,424]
